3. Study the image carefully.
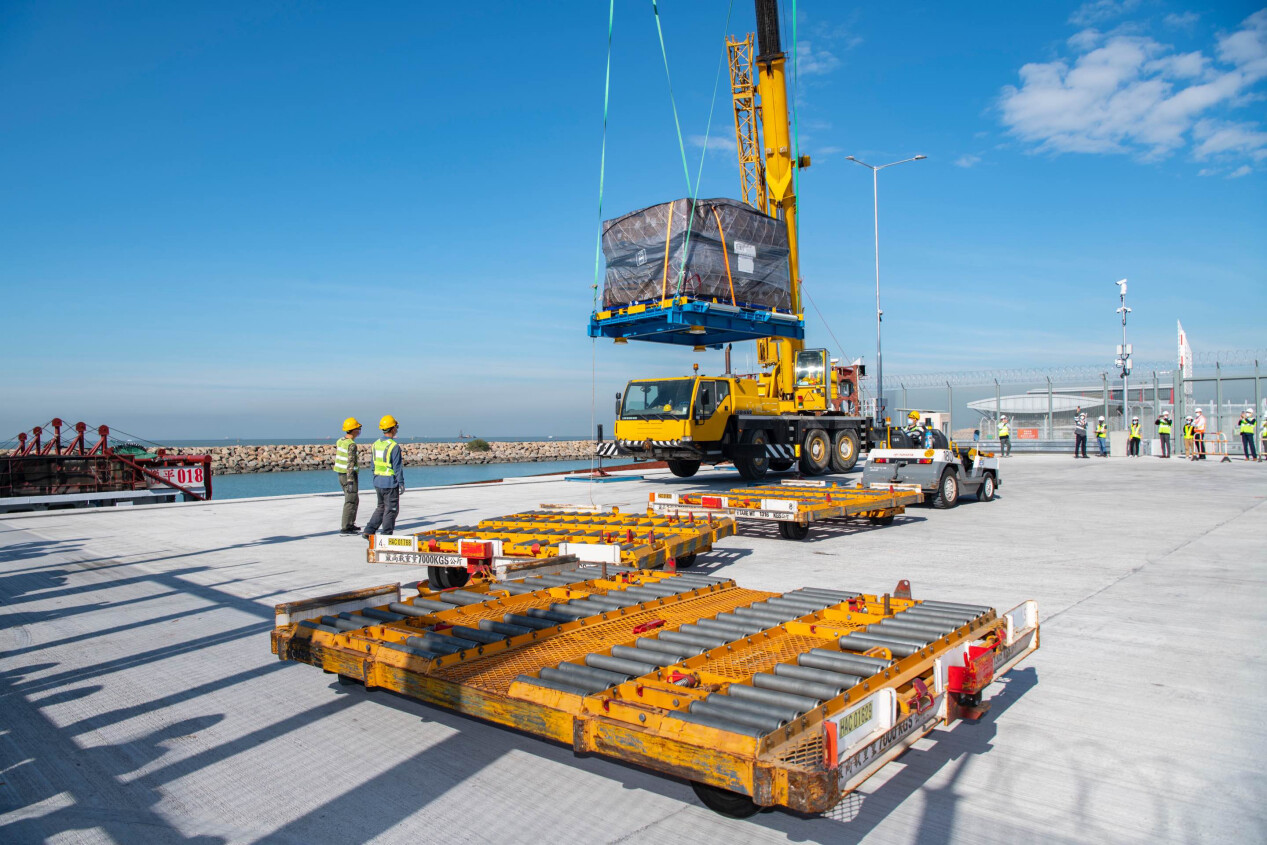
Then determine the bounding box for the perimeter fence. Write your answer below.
[861,349,1267,454]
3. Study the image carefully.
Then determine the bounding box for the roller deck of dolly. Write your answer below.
[367,509,736,571]
[270,565,1038,815]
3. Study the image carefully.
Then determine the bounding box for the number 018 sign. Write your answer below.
[146,466,206,492]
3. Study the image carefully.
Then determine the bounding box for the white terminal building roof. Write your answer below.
[966,394,1087,415]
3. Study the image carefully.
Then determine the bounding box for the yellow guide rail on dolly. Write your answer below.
[649,480,923,540]
[271,568,1038,817]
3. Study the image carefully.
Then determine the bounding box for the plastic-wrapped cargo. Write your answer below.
[601,198,792,312]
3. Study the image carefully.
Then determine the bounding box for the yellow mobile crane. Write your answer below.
[593,0,871,480]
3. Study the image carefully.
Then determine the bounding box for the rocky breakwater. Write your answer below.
[163,441,594,476]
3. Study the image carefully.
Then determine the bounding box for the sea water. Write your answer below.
[210,459,597,500]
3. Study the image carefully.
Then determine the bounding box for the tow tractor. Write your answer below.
[860,427,999,509]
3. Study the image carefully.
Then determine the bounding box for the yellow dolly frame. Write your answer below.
[366,508,737,588]
[648,479,923,540]
[271,568,1039,817]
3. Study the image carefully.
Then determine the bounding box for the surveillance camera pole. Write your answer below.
[1115,279,1131,430]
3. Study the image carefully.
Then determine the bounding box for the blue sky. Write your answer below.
[2,1,1264,439]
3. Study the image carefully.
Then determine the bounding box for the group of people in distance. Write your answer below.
[1072,406,1263,461]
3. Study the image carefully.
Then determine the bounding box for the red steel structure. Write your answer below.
[2,419,213,504]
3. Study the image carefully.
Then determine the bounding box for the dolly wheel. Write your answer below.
[428,566,471,590]
[674,553,697,569]
[691,781,762,818]
[778,521,810,541]
[868,513,895,526]
[336,674,362,687]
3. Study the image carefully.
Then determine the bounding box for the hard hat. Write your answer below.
[1132,416,1138,421]
[1162,410,1170,416]
[1001,414,1008,420]
[908,410,920,420]
[1098,415,1105,421]
[1195,408,1202,413]
[342,417,362,432]
[1185,416,1193,421]
[379,414,399,430]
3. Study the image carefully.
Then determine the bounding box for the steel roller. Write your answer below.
[689,701,785,732]
[751,673,843,701]
[665,709,764,738]
[585,653,660,677]
[726,683,820,713]
[773,663,862,689]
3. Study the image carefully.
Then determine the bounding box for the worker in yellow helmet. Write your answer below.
[997,414,1011,457]
[362,415,405,538]
[903,410,929,448]
[335,417,363,535]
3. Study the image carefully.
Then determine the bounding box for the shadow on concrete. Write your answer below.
[0,663,229,845]
[737,513,927,544]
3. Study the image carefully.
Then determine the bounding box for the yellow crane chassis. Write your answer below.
[271,569,1038,816]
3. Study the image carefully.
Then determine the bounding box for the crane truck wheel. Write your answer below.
[830,429,860,473]
[734,429,770,480]
[428,566,470,590]
[799,429,831,475]
[690,781,762,818]
[931,468,960,509]
[667,459,701,478]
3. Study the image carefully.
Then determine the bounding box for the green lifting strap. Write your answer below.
[592,0,615,307]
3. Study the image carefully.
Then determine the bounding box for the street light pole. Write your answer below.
[846,154,926,425]
[1115,279,1131,430]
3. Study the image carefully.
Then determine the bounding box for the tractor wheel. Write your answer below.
[690,782,762,819]
[977,472,996,501]
[930,468,960,509]
[667,459,701,478]
[799,429,831,475]
[428,566,470,590]
[830,429,860,473]
[734,429,770,481]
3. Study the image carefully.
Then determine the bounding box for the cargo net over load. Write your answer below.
[601,198,792,313]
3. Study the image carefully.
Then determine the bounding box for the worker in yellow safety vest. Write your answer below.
[1095,416,1109,457]
[997,415,1011,457]
[1154,411,1172,458]
[1128,416,1142,457]
[1262,416,1267,462]
[1239,409,1259,462]
[1193,408,1207,460]
[1183,417,1196,459]
[362,415,405,538]
[335,417,362,535]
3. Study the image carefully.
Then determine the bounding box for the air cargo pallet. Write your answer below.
[271,569,1038,817]
[648,479,923,540]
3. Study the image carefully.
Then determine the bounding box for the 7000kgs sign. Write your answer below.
[370,549,467,567]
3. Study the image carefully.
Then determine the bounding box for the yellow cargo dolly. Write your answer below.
[648,479,924,540]
[272,568,1039,817]
[365,508,736,589]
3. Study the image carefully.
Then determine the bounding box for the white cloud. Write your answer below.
[815,145,844,155]
[795,42,840,77]
[955,154,982,168]
[998,9,1267,166]
[1192,118,1267,160]
[1069,0,1141,27]
[687,134,736,154]
[1163,12,1200,30]
[1228,164,1252,177]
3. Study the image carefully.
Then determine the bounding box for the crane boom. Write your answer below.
[752,0,804,399]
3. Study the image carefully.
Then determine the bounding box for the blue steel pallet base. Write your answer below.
[564,475,645,483]
[589,301,804,348]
